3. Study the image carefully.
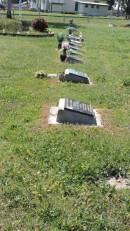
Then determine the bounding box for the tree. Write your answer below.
[125,0,130,18]
[6,0,12,18]
[107,0,115,10]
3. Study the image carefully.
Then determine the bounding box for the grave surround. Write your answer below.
[48,98,102,127]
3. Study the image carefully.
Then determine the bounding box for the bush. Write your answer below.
[32,18,48,32]
[123,79,130,87]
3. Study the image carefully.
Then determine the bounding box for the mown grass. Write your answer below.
[0,14,130,231]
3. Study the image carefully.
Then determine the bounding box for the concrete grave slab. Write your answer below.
[48,98,102,127]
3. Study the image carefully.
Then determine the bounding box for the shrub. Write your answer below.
[123,79,130,87]
[32,18,48,32]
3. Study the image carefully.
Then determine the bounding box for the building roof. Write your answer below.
[75,1,108,6]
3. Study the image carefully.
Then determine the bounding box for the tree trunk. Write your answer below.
[117,0,120,16]
[7,0,12,19]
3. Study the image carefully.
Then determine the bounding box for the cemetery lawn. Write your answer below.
[0,15,130,231]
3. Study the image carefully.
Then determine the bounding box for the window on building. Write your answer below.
[91,5,94,8]
[85,4,88,7]
[96,5,100,9]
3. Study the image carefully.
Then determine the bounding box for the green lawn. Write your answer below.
[0,15,130,231]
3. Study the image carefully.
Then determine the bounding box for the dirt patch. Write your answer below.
[107,177,130,189]
[123,24,130,28]
[47,78,60,86]
[98,108,119,134]
[38,105,51,129]
[34,105,122,134]
[37,107,120,132]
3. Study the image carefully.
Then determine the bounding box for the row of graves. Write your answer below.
[58,25,84,64]
[36,21,130,190]
[48,21,102,127]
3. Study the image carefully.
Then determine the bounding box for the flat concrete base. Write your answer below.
[48,107,103,127]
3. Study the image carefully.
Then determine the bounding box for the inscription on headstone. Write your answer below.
[57,98,97,125]
[65,98,94,116]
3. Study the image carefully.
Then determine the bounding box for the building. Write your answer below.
[75,1,109,16]
[30,0,109,16]
[30,0,76,13]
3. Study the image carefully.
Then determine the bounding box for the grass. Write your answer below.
[0,14,130,231]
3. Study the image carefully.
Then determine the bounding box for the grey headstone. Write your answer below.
[57,98,97,125]
[67,55,84,64]
[68,49,81,56]
[69,45,80,51]
[68,34,81,41]
[69,41,81,48]
[59,69,90,84]
[70,39,82,45]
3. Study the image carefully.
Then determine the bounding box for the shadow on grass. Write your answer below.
[48,22,80,29]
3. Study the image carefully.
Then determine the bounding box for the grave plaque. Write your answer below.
[69,45,80,51]
[57,98,97,125]
[59,69,90,84]
[69,41,81,48]
[67,55,84,64]
[70,39,81,45]
[68,34,81,41]
[68,49,80,56]
[65,98,94,116]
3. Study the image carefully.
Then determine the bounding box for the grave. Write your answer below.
[59,69,91,84]
[68,49,81,56]
[70,39,82,45]
[48,98,102,127]
[68,26,77,35]
[68,34,81,41]
[67,55,84,64]
[69,41,81,48]
[69,45,80,51]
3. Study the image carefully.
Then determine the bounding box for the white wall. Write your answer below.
[63,0,75,13]
[30,0,49,11]
[78,3,108,16]
[48,0,76,13]
[50,3,63,12]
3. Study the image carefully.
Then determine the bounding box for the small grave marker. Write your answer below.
[68,49,81,56]
[70,39,82,45]
[69,41,81,48]
[48,98,102,127]
[69,45,80,51]
[67,55,84,64]
[68,34,81,41]
[59,69,91,84]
